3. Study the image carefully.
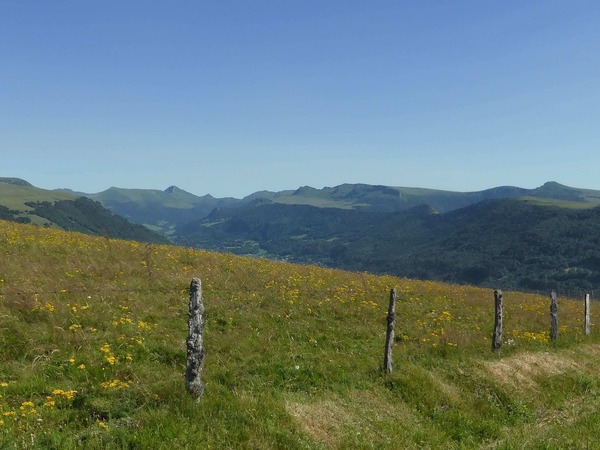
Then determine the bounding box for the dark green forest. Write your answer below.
[24,198,168,244]
[177,199,600,293]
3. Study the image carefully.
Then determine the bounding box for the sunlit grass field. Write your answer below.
[1,219,600,448]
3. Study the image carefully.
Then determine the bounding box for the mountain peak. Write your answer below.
[293,186,319,196]
[541,181,567,189]
[532,181,583,202]
[164,186,180,194]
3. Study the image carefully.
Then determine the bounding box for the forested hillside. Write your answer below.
[178,198,600,292]
[27,198,169,244]
[0,178,168,244]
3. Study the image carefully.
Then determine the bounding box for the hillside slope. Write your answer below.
[0,179,168,244]
[1,220,600,448]
[28,197,169,244]
[0,177,78,223]
[178,198,600,292]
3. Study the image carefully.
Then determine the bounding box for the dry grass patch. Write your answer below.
[285,390,429,449]
[480,347,600,449]
[482,351,581,391]
[286,397,344,448]
[428,371,462,403]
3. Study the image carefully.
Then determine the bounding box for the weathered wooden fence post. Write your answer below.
[383,288,397,374]
[584,293,591,336]
[492,289,503,352]
[186,277,205,400]
[550,291,558,342]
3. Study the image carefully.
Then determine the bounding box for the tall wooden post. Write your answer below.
[550,291,558,342]
[584,293,591,336]
[186,278,205,400]
[383,288,397,374]
[492,290,503,352]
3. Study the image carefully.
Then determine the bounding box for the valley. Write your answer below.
[3,177,600,293]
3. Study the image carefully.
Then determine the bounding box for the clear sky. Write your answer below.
[2,1,599,198]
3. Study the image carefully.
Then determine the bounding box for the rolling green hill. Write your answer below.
[267,181,600,212]
[266,183,531,212]
[0,178,168,244]
[0,177,78,224]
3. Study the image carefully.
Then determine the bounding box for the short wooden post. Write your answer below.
[584,293,591,336]
[383,288,397,374]
[492,290,503,352]
[186,277,205,400]
[550,291,558,342]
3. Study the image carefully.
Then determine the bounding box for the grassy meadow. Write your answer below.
[1,219,600,448]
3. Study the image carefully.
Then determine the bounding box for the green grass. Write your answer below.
[1,219,600,448]
[0,182,80,227]
[273,197,358,209]
[0,182,76,211]
[518,196,597,209]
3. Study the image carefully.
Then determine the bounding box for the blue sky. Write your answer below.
[2,1,599,198]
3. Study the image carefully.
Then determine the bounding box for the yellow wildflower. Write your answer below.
[52,389,77,400]
[101,379,129,389]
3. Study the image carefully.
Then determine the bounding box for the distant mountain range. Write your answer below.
[3,176,600,292]
[84,180,600,235]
